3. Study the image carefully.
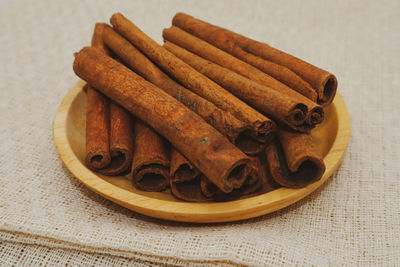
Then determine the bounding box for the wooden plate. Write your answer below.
[53,80,350,223]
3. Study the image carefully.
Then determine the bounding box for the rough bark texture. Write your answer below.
[102,25,267,154]
[110,13,275,144]
[73,46,251,193]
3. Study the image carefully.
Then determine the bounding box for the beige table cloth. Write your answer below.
[1,0,399,265]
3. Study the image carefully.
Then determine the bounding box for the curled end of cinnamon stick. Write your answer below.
[170,176,211,202]
[287,103,308,126]
[252,120,276,145]
[85,151,111,170]
[133,164,170,191]
[307,106,324,126]
[233,128,267,155]
[319,74,337,106]
[226,160,250,189]
[95,148,132,176]
[265,137,325,188]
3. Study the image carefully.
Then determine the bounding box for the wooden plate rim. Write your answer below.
[53,80,351,223]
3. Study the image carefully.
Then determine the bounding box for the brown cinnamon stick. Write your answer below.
[170,148,199,183]
[98,101,133,175]
[172,12,337,106]
[85,23,133,176]
[110,13,275,144]
[131,121,169,191]
[102,25,266,154]
[163,26,312,105]
[171,13,317,102]
[85,85,110,170]
[170,149,210,202]
[265,129,325,188]
[73,46,251,193]
[201,157,263,200]
[164,42,324,132]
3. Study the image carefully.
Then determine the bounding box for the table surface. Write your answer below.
[0,0,399,266]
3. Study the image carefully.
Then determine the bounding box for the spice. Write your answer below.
[164,41,324,132]
[73,47,251,193]
[84,23,133,175]
[102,25,267,154]
[131,121,169,191]
[200,157,263,200]
[110,13,275,144]
[170,149,210,201]
[265,129,325,188]
[171,12,337,106]
[170,148,199,183]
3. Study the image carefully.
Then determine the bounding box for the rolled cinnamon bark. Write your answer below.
[102,26,266,154]
[170,148,199,183]
[110,13,275,144]
[85,85,110,170]
[171,12,337,106]
[85,23,133,175]
[228,46,318,102]
[98,101,133,176]
[201,157,263,200]
[265,129,326,188]
[131,121,169,191]
[73,47,251,193]
[170,149,210,202]
[163,26,309,103]
[164,42,324,132]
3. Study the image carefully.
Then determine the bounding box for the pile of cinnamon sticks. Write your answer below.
[73,12,337,202]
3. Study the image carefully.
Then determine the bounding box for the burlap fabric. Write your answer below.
[0,0,399,265]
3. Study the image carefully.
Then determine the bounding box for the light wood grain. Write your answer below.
[52,80,351,223]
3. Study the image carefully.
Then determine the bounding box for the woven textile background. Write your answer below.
[0,0,399,265]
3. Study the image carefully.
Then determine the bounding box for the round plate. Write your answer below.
[53,81,350,223]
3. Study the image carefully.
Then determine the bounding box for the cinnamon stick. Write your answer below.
[73,47,251,193]
[170,148,199,183]
[102,25,266,154]
[171,13,317,102]
[99,101,133,175]
[85,23,133,175]
[172,12,337,106]
[201,157,263,200]
[162,26,313,106]
[170,149,210,202]
[110,13,276,144]
[265,129,325,188]
[164,42,324,132]
[131,121,169,191]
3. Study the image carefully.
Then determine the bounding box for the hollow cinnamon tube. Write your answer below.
[163,26,311,104]
[164,42,324,132]
[110,13,275,144]
[172,12,337,105]
[98,101,133,176]
[171,14,317,102]
[201,157,263,200]
[85,24,111,170]
[131,121,169,191]
[102,26,266,154]
[170,148,199,183]
[230,46,317,102]
[73,47,251,193]
[265,129,325,188]
[85,23,133,175]
[169,149,210,202]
